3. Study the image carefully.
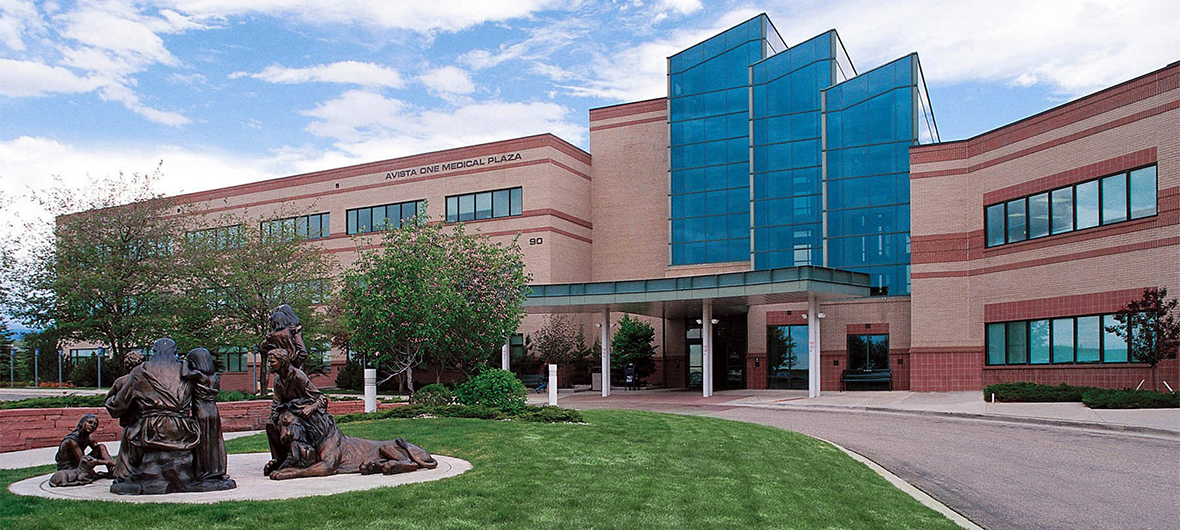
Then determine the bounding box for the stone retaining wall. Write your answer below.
[0,400,402,453]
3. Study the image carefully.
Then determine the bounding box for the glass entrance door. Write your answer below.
[768,325,808,389]
[687,326,702,388]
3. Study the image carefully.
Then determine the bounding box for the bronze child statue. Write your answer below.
[180,348,234,488]
[49,414,115,487]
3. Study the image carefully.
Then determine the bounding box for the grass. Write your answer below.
[0,410,958,530]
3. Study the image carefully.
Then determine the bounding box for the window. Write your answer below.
[768,325,809,389]
[262,212,330,241]
[446,187,523,222]
[219,351,248,372]
[986,312,1143,366]
[346,200,424,235]
[70,348,101,361]
[985,204,1005,247]
[185,225,242,250]
[847,334,888,371]
[983,164,1157,248]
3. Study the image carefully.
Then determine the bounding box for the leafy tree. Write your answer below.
[178,209,335,395]
[610,314,657,379]
[7,170,194,376]
[337,213,529,397]
[1106,287,1179,391]
[527,315,593,385]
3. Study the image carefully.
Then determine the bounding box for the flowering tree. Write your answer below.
[527,314,593,383]
[337,213,529,396]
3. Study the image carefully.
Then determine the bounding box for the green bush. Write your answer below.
[983,382,1097,402]
[335,358,363,390]
[216,390,261,402]
[518,405,584,423]
[67,356,122,387]
[1081,388,1179,409]
[454,368,527,413]
[413,383,453,406]
[0,395,106,410]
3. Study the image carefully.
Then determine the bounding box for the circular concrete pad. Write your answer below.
[9,452,471,504]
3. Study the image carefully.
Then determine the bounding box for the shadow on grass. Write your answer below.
[0,410,958,529]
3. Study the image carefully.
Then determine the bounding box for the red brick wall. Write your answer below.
[982,358,1179,391]
[220,360,347,393]
[0,399,401,453]
[909,348,985,391]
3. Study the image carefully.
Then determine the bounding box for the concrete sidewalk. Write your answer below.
[0,431,262,470]
[551,388,1180,437]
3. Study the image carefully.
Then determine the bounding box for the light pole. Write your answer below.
[33,348,39,387]
[58,348,63,386]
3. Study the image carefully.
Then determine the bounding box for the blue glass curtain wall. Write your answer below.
[668,15,771,265]
[822,54,921,295]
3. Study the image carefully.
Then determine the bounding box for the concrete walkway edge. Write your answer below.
[743,402,1180,439]
[817,436,984,530]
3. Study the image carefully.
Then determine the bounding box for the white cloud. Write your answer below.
[293,90,584,171]
[658,0,703,16]
[161,0,571,34]
[762,0,1180,95]
[57,2,178,66]
[230,61,405,88]
[418,65,475,95]
[0,0,44,51]
[459,20,588,70]
[0,58,101,96]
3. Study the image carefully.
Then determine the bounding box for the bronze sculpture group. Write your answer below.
[48,304,437,496]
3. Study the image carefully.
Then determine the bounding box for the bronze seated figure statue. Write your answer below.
[49,414,115,487]
[263,346,437,480]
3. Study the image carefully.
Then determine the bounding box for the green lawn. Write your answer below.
[0,410,958,529]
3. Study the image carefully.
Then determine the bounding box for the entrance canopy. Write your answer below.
[524,266,871,317]
[523,266,871,400]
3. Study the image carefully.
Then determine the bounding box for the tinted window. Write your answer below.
[1006,198,1026,243]
[1102,315,1128,363]
[1100,174,1127,224]
[459,194,475,221]
[987,323,1005,365]
[1075,181,1099,229]
[1028,193,1049,239]
[1029,319,1050,364]
[1052,318,1074,363]
[493,189,510,217]
[446,196,458,222]
[1006,321,1028,364]
[1076,316,1101,362]
[510,188,523,215]
[1129,166,1157,219]
[475,192,492,220]
[986,204,1005,247]
[1050,188,1073,234]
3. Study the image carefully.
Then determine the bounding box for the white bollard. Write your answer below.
[363,368,377,413]
[548,364,558,406]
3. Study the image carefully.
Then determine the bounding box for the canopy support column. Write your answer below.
[600,309,611,398]
[808,294,822,398]
[703,299,714,398]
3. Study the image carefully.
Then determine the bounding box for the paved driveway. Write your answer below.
[567,398,1180,530]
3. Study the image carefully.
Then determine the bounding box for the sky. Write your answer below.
[1,0,1177,236]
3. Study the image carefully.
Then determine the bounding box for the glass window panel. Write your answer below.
[403,202,418,220]
[1050,188,1073,234]
[296,216,308,238]
[987,323,1006,365]
[459,194,475,221]
[386,206,400,230]
[371,207,385,231]
[446,196,458,222]
[1075,181,1099,229]
[1028,193,1049,239]
[986,204,1005,247]
[358,208,371,233]
[1052,318,1074,363]
[347,210,357,234]
[1101,174,1127,224]
[475,192,493,220]
[493,189,510,218]
[510,188,523,216]
[1129,166,1157,219]
[1029,320,1050,364]
[1076,316,1101,362]
[1102,315,1128,363]
[1006,199,1026,243]
[1006,321,1028,364]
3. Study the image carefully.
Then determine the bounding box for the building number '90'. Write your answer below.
[528,237,543,246]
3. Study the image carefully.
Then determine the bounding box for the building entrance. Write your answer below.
[686,316,747,390]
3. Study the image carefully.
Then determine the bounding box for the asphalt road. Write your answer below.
[572,402,1180,530]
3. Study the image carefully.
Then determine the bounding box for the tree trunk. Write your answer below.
[406,366,415,398]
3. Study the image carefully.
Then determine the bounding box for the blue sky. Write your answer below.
[1,0,1177,227]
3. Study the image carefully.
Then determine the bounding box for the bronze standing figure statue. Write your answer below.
[48,414,115,487]
[181,348,233,485]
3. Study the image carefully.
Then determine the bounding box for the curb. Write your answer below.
[815,436,984,530]
[735,402,1180,439]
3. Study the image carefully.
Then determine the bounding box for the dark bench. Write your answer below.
[518,374,547,393]
[841,369,892,391]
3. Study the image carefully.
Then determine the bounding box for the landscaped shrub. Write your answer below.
[518,405,584,423]
[0,395,106,410]
[454,368,527,413]
[1081,388,1179,409]
[413,384,454,406]
[216,390,261,402]
[67,356,122,387]
[983,382,1097,402]
[335,358,363,390]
